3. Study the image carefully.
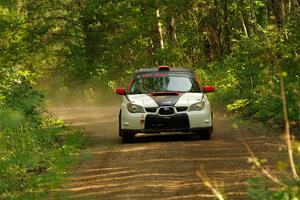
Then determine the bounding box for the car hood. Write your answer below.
[127,93,205,107]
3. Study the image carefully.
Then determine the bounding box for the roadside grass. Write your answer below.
[0,113,84,200]
[44,117,119,200]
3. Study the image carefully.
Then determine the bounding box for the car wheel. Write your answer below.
[118,110,123,137]
[122,132,135,143]
[210,112,214,134]
[200,128,212,140]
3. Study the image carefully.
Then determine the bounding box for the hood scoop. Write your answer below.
[147,92,180,106]
[150,92,179,96]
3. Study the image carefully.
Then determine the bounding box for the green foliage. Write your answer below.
[227,99,251,112]
[0,68,83,199]
[0,109,24,130]
[1,0,300,199]
[248,176,300,200]
[209,18,300,122]
[0,68,43,117]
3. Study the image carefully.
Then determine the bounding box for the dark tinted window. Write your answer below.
[130,75,200,94]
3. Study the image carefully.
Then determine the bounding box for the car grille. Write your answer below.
[145,114,190,131]
[176,107,188,112]
[145,108,157,113]
[158,106,175,115]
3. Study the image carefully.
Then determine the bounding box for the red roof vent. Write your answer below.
[158,65,170,71]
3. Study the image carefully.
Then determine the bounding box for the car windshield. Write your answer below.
[130,75,200,94]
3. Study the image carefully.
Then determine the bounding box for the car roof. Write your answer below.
[131,66,196,81]
[135,67,192,74]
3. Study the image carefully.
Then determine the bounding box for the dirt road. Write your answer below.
[50,107,284,200]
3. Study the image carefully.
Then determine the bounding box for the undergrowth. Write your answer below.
[0,67,83,199]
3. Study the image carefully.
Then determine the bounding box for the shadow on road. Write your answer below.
[130,133,208,143]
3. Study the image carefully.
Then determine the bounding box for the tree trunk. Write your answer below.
[156,9,164,49]
[222,0,231,53]
[267,0,271,20]
[167,16,177,46]
[240,0,251,36]
[279,0,285,24]
[240,13,249,37]
[272,0,284,27]
[249,0,257,33]
[171,17,177,43]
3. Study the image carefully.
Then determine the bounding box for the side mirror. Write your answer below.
[204,85,215,93]
[115,88,127,95]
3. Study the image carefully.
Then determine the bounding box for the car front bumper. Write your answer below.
[121,109,212,134]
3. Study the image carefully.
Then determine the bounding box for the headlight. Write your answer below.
[127,103,145,113]
[189,101,205,111]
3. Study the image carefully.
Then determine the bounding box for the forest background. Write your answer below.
[0,0,299,199]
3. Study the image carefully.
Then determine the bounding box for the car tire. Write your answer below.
[118,110,123,137]
[200,128,212,140]
[122,132,135,143]
[210,112,214,134]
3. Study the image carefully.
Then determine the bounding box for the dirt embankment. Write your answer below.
[50,107,286,200]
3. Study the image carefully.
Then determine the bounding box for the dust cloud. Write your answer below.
[43,83,122,108]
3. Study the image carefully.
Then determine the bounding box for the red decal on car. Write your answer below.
[140,114,145,126]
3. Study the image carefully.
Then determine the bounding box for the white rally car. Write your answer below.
[116,66,215,143]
